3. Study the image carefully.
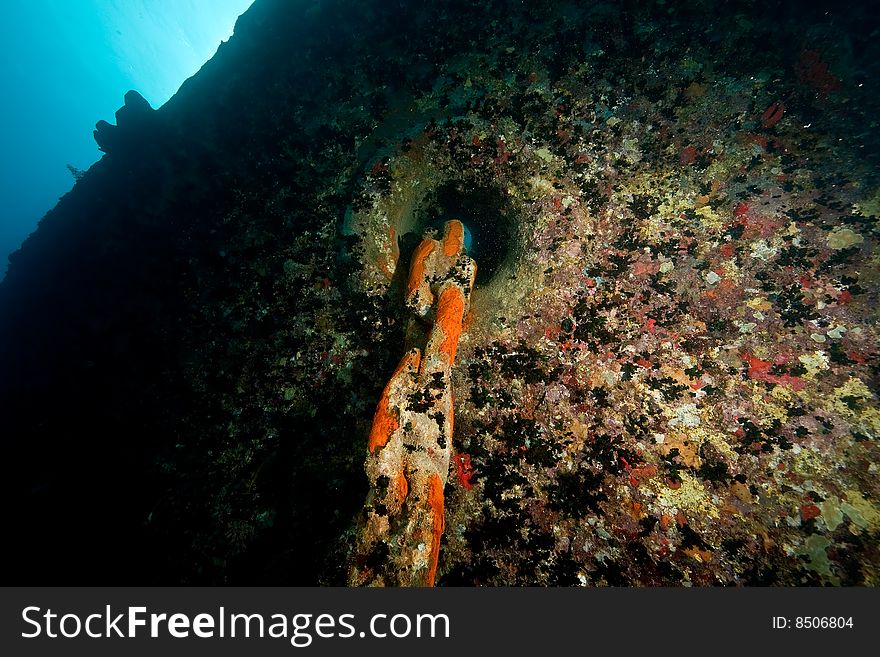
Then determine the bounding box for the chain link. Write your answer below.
[350,220,476,586]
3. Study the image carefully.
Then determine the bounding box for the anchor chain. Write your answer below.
[349,220,476,587]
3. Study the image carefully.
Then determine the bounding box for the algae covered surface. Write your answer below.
[1,0,878,585]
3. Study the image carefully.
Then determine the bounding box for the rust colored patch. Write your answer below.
[426,473,445,586]
[377,255,394,280]
[683,546,713,563]
[397,471,409,505]
[632,259,659,277]
[680,145,698,165]
[761,101,785,128]
[367,350,420,453]
[743,353,805,390]
[443,220,464,257]
[367,385,398,454]
[435,286,465,364]
[452,453,473,490]
[629,464,658,486]
[407,239,435,297]
[744,353,772,377]
[659,432,701,467]
[627,500,648,520]
[800,504,821,521]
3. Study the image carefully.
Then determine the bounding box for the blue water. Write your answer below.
[0,0,255,278]
[462,222,473,252]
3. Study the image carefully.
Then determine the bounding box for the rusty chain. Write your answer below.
[349,220,476,587]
